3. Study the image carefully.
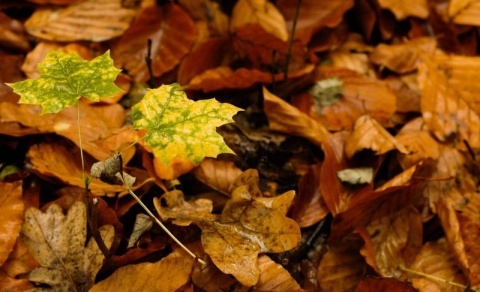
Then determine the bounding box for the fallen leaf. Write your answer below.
[192,256,238,291]
[192,157,243,197]
[263,86,328,148]
[0,269,33,292]
[152,155,196,180]
[345,115,408,159]
[448,0,480,26]
[131,83,242,166]
[21,201,114,291]
[377,0,429,20]
[337,167,373,185]
[231,0,288,42]
[91,246,195,292]
[418,53,480,148]
[410,238,468,292]
[277,0,354,44]
[178,0,229,37]
[0,238,40,279]
[127,213,152,248]
[0,181,23,266]
[199,185,301,286]
[153,190,216,226]
[252,254,302,291]
[0,12,30,52]
[112,4,196,82]
[356,277,418,292]
[317,237,365,291]
[24,0,137,42]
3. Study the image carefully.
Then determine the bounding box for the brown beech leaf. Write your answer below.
[291,163,329,227]
[356,277,417,292]
[410,238,468,292]
[396,117,440,169]
[317,237,365,291]
[0,181,23,266]
[263,86,328,148]
[192,256,238,291]
[178,0,229,37]
[277,0,354,44]
[436,199,480,287]
[418,53,480,148]
[449,0,480,26]
[370,37,436,73]
[0,12,30,52]
[1,238,40,280]
[112,4,195,82]
[252,254,302,291]
[231,0,288,42]
[0,269,33,292]
[359,207,423,278]
[21,201,114,291]
[24,0,137,42]
[192,157,243,196]
[292,67,396,131]
[153,190,216,226]
[199,176,301,286]
[377,0,428,20]
[345,115,408,159]
[91,246,195,292]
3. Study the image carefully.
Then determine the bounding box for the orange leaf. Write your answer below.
[152,155,196,180]
[370,37,436,73]
[112,4,196,82]
[345,115,408,159]
[0,269,33,292]
[231,0,288,42]
[0,181,23,266]
[253,255,302,291]
[277,0,354,44]
[91,247,195,292]
[24,0,137,42]
[192,158,243,197]
[418,53,480,148]
[192,256,238,291]
[410,239,468,292]
[263,86,328,148]
[377,0,428,20]
[449,0,480,26]
[317,237,365,291]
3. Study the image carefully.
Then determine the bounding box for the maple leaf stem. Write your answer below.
[119,133,147,155]
[399,266,480,291]
[77,103,86,183]
[126,188,206,265]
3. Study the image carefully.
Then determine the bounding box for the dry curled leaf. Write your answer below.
[21,201,114,291]
[0,181,23,266]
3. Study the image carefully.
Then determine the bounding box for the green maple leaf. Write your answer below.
[7,50,122,114]
[132,83,242,166]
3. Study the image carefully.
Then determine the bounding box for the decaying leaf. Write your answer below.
[127,213,152,249]
[7,50,122,114]
[0,181,23,266]
[131,83,243,166]
[24,0,137,42]
[91,246,195,292]
[21,201,114,291]
[91,153,136,188]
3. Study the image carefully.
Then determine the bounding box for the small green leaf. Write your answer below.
[132,83,242,166]
[7,50,122,114]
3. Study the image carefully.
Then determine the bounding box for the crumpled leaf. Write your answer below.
[91,154,136,188]
[411,238,468,292]
[0,181,23,266]
[377,0,428,20]
[231,0,288,42]
[200,182,301,286]
[131,83,243,166]
[7,50,122,114]
[24,0,137,42]
[153,190,216,226]
[127,214,152,249]
[91,246,195,292]
[21,201,114,291]
[345,115,408,159]
[252,255,302,291]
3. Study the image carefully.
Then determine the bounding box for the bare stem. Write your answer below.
[282,0,302,99]
[77,103,86,182]
[127,188,206,265]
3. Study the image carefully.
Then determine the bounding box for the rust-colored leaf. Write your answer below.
[317,237,365,291]
[192,157,243,197]
[356,277,417,292]
[24,0,137,41]
[345,115,408,159]
[277,0,354,44]
[231,0,288,42]
[370,37,436,73]
[112,4,196,82]
[410,239,468,292]
[252,255,302,291]
[0,181,23,266]
[418,53,480,148]
[91,247,195,292]
[263,86,328,148]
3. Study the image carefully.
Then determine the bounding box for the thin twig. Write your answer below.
[145,39,156,88]
[282,0,302,99]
